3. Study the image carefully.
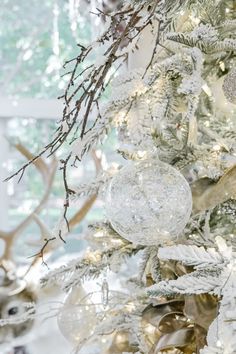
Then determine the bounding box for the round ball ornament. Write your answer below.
[57,286,97,345]
[222,68,236,104]
[105,159,192,245]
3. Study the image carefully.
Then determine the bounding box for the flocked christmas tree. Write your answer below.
[5,0,236,353]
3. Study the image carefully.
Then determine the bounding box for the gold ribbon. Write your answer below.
[149,328,195,353]
[184,294,218,330]
[192,165,236,213]
[141,294,218,353]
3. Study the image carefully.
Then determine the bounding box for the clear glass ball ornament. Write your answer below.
[105,159,192,245]
[57,286,97,345]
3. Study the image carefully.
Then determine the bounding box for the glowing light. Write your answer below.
[202,84,212,97]
[216,340,222,347]
[86,250,101,262]
[95,150,102,158]
[219,61,225,71]
[189,14,200,25]
[137,150,147,159]
[116,333,126,343]
[125,302,136,312]
[213,145,221,152]
[143,323,156,335]
[94,230,104,238]
[111,162,120,170]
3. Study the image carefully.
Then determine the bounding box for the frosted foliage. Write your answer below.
[105,159,192,245]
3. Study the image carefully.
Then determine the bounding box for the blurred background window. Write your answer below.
[0,0,118,262]
[0,2,122,353]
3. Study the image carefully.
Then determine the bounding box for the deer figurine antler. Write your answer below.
[0,142,102,353]
[0,144,102,267]
[23,149,102,273]
[0,142,58,264]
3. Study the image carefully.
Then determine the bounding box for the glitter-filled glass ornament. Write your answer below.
[222,69,236,104]
[57,286,97,345]
[105,159,192,245]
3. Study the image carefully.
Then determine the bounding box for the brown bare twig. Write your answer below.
[6,2,159,185]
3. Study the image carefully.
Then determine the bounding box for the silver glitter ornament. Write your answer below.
[105,159,192,245]
[222,69,236,104]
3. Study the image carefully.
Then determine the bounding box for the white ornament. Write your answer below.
[222,69,236,104]
[105,159,192,245]
[57,286,97,345]
[211,76,235,115]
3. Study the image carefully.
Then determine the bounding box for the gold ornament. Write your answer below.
[107,330,138,354]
